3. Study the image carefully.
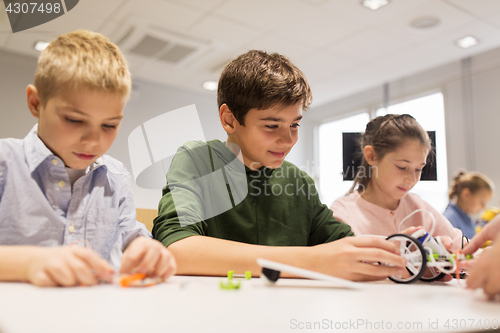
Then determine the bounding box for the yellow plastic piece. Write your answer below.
[481,207,500,222]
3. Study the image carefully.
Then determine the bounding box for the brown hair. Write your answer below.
[350,114,432,193]
[217,50,312,125]
[449,170,494,200]
[34,30,131,105]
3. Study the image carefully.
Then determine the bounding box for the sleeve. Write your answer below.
[108,172,151,270]
[152,144,208,247]
[330,199,352,227]
[422,200,463,251]
[307,178,354,245]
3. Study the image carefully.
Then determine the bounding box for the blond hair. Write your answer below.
[34,30,131,105]
[449,170,494,200]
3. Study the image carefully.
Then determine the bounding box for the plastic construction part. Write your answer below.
[262,267,281,284]
[387,234,427,284]
[387,231,474,284]
[227,270,252,280]
[219,280,241,290]
[388,209,475,284]
[257,258,362,290]
[119,273,164,288]
[220,270,251,290]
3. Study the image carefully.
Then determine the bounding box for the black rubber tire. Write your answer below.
[386,233,427,284]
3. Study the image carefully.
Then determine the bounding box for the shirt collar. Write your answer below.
[213,140,275,178]
[24,124,57,173]
[89,155,125,175]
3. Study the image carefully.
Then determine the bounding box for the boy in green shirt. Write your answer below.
[153,50,406,281]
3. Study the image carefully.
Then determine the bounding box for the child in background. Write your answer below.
[0,30,176,287]
[330,114,463,251]
[443,171,494,239]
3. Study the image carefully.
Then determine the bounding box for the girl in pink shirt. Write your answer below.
[330,114,463,251]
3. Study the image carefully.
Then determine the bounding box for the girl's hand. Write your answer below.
[400,226,423,235]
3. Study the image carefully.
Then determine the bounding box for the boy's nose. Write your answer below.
[278,128,294,146]
[81,128,100,146]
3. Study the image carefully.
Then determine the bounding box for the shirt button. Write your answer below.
[51,159,58,165]
[68,225,75,233]
[58,181,65,188]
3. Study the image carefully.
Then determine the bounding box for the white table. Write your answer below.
[0,276,499,333]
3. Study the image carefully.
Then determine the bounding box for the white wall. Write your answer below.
[0,49,226,210]
[0,50,38,138]
[297,45,500,209]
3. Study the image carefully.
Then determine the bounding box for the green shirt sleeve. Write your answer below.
[305,175,354,245]
[153,184,207,247]
[152,143,209,247]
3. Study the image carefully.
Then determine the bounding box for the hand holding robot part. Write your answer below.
[463,214,500,255]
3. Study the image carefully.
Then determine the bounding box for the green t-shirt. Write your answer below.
[152,140,353,247]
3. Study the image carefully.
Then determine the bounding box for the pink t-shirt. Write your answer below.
[330,191,464,251]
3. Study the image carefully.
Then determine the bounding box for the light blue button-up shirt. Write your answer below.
[0,125,150,270]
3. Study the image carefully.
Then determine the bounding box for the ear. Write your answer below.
[461,188,471,199]
[26,85,42,119]
[219,104,238,134]
[363,145,377,166]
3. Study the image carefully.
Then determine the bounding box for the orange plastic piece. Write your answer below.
[119,273,147,287]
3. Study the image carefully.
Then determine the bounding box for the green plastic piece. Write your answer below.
[245,271,252,280]
[220,279,241,290]
[427,253,474,262]
[228,270,235,280]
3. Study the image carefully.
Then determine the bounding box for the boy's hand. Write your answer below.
[463,214,500,255]
[26,246,114,287]
[311,236,406,281]
[120,237,176,280]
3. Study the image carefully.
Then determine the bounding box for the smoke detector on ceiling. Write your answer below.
[410,16,441,30]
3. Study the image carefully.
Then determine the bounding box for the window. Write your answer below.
[318,92,448,212]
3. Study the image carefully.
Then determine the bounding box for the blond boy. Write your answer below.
[0,30,176,286]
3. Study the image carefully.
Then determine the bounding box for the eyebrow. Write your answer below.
[61,107,123,121]
[397,159,426,166]
[260,115,303,122]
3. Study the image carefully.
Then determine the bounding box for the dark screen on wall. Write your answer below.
[342,131,437,181]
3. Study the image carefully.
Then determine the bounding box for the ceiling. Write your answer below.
[1,0,500,107]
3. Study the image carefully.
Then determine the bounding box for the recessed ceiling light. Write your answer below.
[456,36,479,49]
[410,16,440,30]
[202,81,218,91]
[34,41,50,52]
[361,0,389,11]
